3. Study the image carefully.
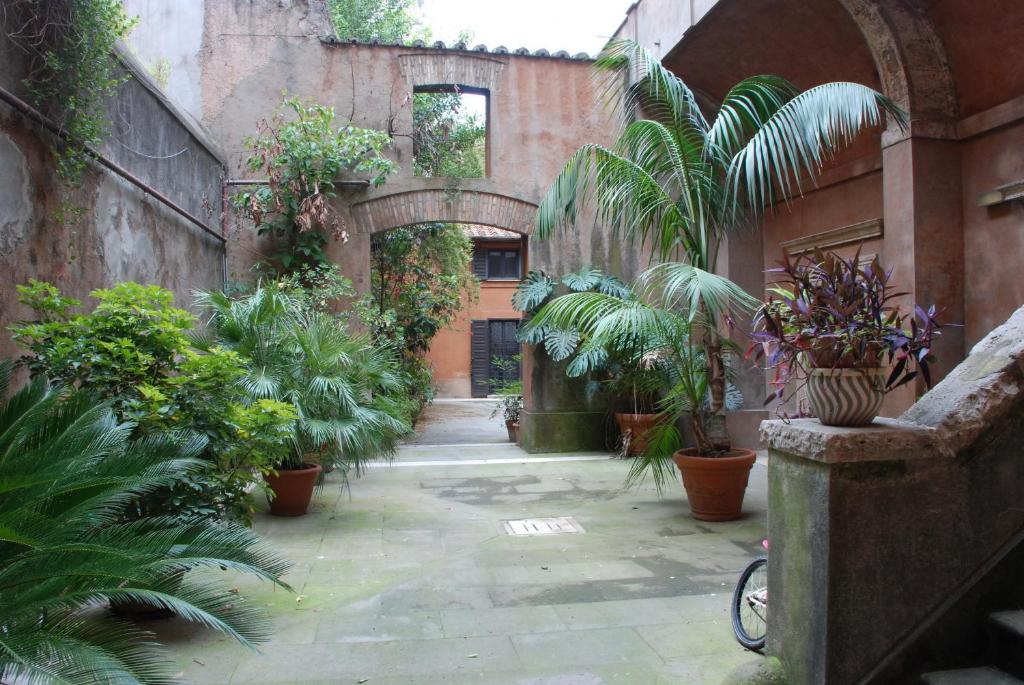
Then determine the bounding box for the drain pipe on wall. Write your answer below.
[0,84,227,249]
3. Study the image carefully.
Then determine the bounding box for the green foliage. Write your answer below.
[329,0,417,42]
[512,267,628,359]
[0,363,291,684]
[7,0,137,182]
[198,284,411,477]
[488,356,523,423]
[367,223,477,412]
[233,97,397,275]
[11,282,193,409]
[536,39,907,450]
[10,281,294,524]
[129,353,298,524]
[413,91,486,178]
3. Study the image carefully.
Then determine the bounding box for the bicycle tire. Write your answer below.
[731,555,768,651]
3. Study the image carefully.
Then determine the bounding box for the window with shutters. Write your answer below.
[473,246,522,281]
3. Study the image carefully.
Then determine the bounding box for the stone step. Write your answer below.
[990,611,1024,679]
[922,667,1024,685]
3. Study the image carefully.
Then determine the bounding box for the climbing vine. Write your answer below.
[5,0,137,182]
[233,96,397,276]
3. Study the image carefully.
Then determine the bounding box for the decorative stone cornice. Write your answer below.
[978,179,1024,208]
[779,218,883,255]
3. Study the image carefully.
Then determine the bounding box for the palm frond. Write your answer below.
[728,81,908,211]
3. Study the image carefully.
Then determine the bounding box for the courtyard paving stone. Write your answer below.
[153,403,767,683]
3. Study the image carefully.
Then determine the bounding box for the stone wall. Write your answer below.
[0,19,226,362]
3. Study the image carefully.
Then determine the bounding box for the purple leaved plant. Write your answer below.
[747,247,945,406]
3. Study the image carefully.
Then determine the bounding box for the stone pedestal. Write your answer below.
[762,418,950,685]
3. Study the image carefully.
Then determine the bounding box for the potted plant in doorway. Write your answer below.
[490,356,524,442]
[491,381,523,442]
[748,249,944,426]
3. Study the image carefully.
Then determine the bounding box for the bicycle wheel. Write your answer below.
[731,556,768,651]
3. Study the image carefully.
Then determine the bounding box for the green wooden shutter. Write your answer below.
[470,319,490,397]
[472,246,488,280]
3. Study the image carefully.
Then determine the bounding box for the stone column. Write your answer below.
[718,227,769,448]
[881,136,965,405]
[761,418,953,684]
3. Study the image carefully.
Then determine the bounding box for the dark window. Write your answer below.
[471,319,521,397]
[484,248,521,280]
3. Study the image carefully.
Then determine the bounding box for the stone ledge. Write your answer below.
[759,417,949,463]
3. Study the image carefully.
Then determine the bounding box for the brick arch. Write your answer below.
[838,0,958,143]
[350,190,538,235]
[398,52,506,91]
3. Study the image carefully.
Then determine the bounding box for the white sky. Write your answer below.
[415,0,635,55]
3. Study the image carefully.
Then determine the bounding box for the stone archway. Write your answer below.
[350,189,538,236]
[838,0,959,143]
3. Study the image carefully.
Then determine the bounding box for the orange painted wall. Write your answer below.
[426,238,525,397]
[426,281,522,398]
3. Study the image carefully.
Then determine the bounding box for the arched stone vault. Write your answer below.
[350,190,538,235]
[838,0,959,143]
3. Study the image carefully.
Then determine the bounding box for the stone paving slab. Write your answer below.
[152,439,767,684]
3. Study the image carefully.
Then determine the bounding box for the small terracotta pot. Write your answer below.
[614,412,660,455]
[265,464,322,517]
[806,367,885,427]
[505,419,518,442]
[672,448,757,522]
[513,422,521,446]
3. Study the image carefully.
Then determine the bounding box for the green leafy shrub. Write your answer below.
[0,362,291,684]
[10,281,294,524]
[12,281,192,410]
[233,97,397,275]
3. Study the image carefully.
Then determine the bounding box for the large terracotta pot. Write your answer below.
[806,367,885,427]
[265,464,322,517]
[673,448,757,522]
[614,412,660,456]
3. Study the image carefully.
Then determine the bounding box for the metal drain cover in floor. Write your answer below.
[503,517,585,536]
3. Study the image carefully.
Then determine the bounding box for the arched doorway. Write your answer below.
[345,190,537,445]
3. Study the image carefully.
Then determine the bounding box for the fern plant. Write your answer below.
[0,362,292,685]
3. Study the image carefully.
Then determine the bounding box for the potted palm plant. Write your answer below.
[749,249,943,425]
[532,39,906,518]
[607,360,664,456]
[526,291,748,520]
[199,285,410,517]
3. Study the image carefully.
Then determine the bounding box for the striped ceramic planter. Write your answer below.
[806,368,886,427]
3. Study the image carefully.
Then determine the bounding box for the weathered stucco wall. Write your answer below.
[0,20,226,363]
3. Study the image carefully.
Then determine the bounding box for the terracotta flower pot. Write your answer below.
[672,448,757,522]
[265,464,322,517]
[806,367,885,427]
[505,419,518,442]
[614,412,660,455]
